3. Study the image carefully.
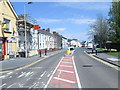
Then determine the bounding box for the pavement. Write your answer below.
[0,50,65,71]
[86,49,120,67]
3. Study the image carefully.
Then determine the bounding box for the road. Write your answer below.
[0,48,119,89]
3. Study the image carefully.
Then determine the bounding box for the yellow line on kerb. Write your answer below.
[84,51,120,71]
[0,52,62,74]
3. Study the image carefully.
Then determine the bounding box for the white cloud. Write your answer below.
[68,18,95,24]
[52,28,66,31]
[56,2,111,10]
[37,18,63,23]
[37,18,95,25]
[62,32,89,41]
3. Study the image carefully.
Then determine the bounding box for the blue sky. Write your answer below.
[11,1,112,41]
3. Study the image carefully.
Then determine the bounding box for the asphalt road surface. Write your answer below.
[0,48,119,89]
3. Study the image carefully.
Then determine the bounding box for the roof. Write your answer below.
[7,0,18,18]
[17,20,34,26]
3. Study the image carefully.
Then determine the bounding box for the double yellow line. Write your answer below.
[0,51,63,74]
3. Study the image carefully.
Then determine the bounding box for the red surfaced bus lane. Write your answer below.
[45,56,81,88]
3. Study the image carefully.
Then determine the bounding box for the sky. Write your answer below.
[11,0,112,41]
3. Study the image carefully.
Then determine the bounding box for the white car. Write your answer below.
[87,42,93,49]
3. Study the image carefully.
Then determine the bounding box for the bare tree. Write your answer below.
[88,14,109,48]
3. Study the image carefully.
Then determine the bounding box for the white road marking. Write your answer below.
[107,58,119,61]
[27,78,31,81]
[53,77,75,83]
[7,72,13,75]
[0,75,6,79]
[29,83,37,89]
[17,72,33,78]
[25,72,33,77]
[57,70,61,78]
[60,65,73,67]
[72,56,82,88]
[18,83,23,88]
[57,69,74,73]
[0,83,6,88]
[38,77,41,80]
[7,83,16,88]
[40,71,46,77]
[8,76,12,78]
[62,62,72,64]
[47,74,51,77]
[17,72,26,78]
[0,72,13,79]
[44,57,64,88]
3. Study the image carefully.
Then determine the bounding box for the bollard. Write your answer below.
[92,49,93,53]
[45,49,47,55]
[66,50,70,55]
[95,50,97,55]
[39,50,41,57]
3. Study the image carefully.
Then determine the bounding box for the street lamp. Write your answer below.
[24,2,33,58]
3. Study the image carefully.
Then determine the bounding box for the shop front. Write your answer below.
[0,37,7,61]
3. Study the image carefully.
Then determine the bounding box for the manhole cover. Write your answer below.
[82,65,93,67]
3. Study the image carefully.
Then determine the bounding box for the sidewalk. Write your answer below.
[86,50,120,67]
[0,50,65,71]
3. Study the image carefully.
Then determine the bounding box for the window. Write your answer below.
[4,18,11,32]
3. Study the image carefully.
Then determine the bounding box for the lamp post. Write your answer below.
[24,2,33,58]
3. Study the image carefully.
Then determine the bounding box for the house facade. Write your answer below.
[17,20,39,57]
[0,1,18,60]
[38,29,54,51]
[62,37,68,49]
[53,32,62,50]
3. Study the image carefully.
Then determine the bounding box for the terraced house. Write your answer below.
[0,0,18,60]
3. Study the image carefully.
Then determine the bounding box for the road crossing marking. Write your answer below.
[44,57,64,88]
[62,62,72,64]
[57,69,74,73]
[59,65,73,67]
[45,56,82,88]
[53,77,76,83]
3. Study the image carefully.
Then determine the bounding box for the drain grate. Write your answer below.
[82,65,93,67]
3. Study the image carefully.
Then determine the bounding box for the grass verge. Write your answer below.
[97,48,120,58]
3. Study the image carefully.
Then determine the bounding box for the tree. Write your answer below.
[88,14,109,48]
[108,0,120,44]
[18,14,37,24]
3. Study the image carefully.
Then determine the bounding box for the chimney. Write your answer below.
[53,32,57,34]
[46,28,50,32]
